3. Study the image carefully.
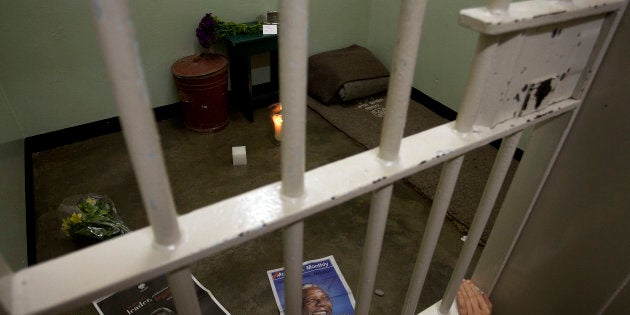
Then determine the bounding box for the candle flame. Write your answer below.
[272,114,283,125]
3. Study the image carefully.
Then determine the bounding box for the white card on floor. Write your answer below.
[263,24,278,35]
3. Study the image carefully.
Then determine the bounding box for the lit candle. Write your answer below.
[272,113,283,141]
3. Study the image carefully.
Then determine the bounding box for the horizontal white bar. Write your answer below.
[460,0,624,35]
[0,99,579,315]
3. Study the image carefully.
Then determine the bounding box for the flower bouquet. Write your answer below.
[196,13,262,49]
[59,194,130,243]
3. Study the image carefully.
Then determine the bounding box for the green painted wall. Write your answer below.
[413,0,487,111]
[0,1,114,137]
[0,0,514,137]
[308,0,370,55]
[0,0,369,138]
[366,0,400,67]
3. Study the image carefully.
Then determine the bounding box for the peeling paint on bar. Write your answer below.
[436,150,454,158]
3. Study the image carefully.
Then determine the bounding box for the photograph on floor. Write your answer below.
[93,275,229,315]
[267,255,355,315]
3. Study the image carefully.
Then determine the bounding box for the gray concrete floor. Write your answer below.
[32,106,481,314]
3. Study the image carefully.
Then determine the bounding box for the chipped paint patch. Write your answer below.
[436,150,453,158]
[372,176,387,184]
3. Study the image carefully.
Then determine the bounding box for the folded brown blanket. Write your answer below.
[308,45,389,104]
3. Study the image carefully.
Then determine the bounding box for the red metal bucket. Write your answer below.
[171,53,229,133]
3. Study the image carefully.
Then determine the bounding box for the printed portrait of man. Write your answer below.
[302,284,333,315]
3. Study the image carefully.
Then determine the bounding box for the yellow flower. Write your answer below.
[61,219,71,236]
[69,212,83,224]
[85,197,97,206]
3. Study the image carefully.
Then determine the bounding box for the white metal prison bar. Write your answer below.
[0,0,626,314]
[89,1,202,314]
[418,0,625,313]
[278,0,309,313]
[415,1,628,314]
[355,0,428,314]
[487,0,510,14]
[401,156,465,315]
[403,0,518,311]
[439,131,522,314]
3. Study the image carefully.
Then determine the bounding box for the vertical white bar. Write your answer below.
[356,2,427,313]
[283,222,304,315]
[279,0,309,197]
[279,0,309,314]
[89,1,201,314]
[401,156,465,315]
[454,35,499,133]
[167,268,202,315]
[89,0,181,247]
[378,0,428,161]
[487,0,511,14]
[355,185,394,314]
[454,0,511,133]
[473,111,577,294]
[438,131,522,314]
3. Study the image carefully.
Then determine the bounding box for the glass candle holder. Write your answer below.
[269,103,282,145]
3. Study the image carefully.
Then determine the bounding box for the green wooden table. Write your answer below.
[225,33,279,122]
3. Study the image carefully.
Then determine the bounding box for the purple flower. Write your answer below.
[196,13,218,48]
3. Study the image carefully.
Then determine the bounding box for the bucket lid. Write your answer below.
[171,53,228,78]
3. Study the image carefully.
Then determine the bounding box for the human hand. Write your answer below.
[456,279,492,315]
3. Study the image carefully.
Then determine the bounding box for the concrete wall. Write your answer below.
[488,7,630,314]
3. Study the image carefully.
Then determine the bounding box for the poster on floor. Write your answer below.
[267,255,355,315]
[92,274,230,315]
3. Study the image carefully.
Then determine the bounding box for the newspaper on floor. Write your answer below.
[267,255,355,315]
[92,274,230,315]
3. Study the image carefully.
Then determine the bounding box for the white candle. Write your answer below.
[272,114,283,141]
[232,146,247,166]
